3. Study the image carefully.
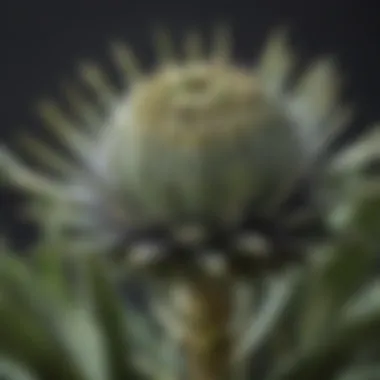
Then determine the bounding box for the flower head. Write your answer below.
[1,26,376,275]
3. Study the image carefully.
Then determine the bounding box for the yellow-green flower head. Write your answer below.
[103,61,293,224]
[1,26,377,269]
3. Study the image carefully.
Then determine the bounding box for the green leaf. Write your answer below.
[329,179,380,246]
[298,236,375,351]
[267,303,380,380]
[87,258,147,380]
[0,357,39,380]
[337,366,380,380]
[349,182,380,245]
[234,269,301,363]
[0,255,87,380]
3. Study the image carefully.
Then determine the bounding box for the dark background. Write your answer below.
[1,0,379,250]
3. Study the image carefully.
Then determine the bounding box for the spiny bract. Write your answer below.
[0,26,378,269]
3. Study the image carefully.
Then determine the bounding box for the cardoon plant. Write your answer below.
[1,25,379,380]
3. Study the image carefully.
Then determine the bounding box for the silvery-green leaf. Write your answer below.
[57,307,110,380]
[347,181,380,245]
[61,81,104,130]
[233,269,301,363]
[344,279,380,321]
[0,357,39,380]
[0,146,67,199]
[329,179,380,244]
[267,303,380,380]
[88,258,147,380]
[0,289,83,380]
[297,237,375,351]
[78,62,118,108]
[337,366,380,380]
[257,28,295,98]
[330,125,380,175]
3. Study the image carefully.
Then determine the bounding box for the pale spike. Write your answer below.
[153,26,176,65]
[21,200,97,230]
[0,146,67,199]
[330,123,380,174]
[36,99,92,161]
[290,58,342,137]
[109,42,142,85]
[265,105,354,216]
[183,29,203,61]
[295,103,355,159]
[257,27,295,97]
[295,58,341,102]
[78,62,118,106]
[61,82,103,129]
[18,133,76,176]
[211,22,233,63]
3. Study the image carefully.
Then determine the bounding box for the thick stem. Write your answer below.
[174,275,232,380]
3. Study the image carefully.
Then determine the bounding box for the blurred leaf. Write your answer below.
[298,236,375,351]
[348,181,380,245]
[267,299,380,380]
[0,255,88,380]
[329,179,380,246]
[234,269,301,363]
[0,357,39,380]
[87,258,147,380]
[56,306,110,380]
[31,236,70,300]
[337,365,380,380]
[344,279,380,320]
[0,247,146,380]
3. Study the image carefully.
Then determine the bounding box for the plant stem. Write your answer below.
[175,274,233,380]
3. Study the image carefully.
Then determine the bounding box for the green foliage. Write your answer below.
[0,240,146,380]
[1,26,380,380]
[1,150,380,379]
[1,189,380,380]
